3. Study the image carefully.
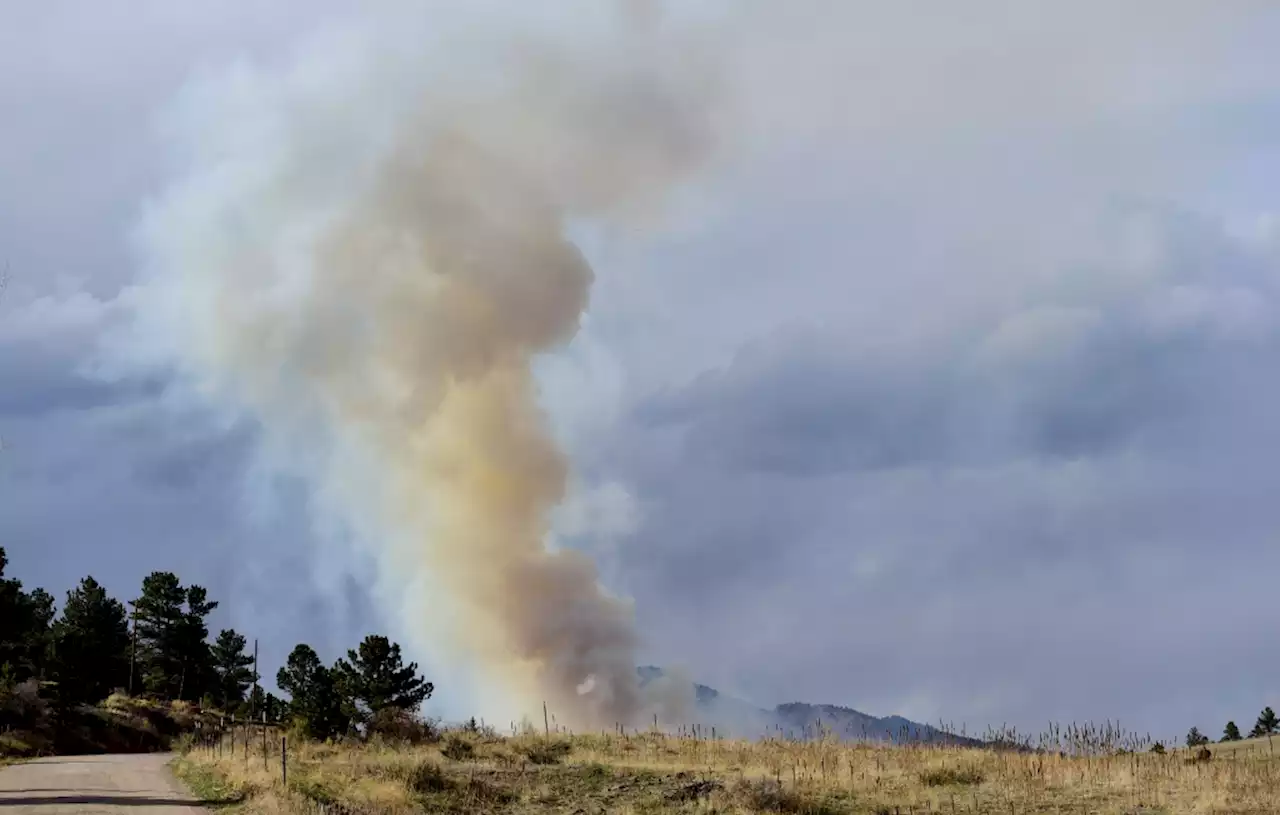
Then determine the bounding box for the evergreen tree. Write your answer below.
[209,629,255,710]
[174,585,218,701]
[49,576,130,705]
[23,588,55,677]
[131,572,218,700]
[244,685,286,722]
[264,690,285,723]
[132,572,185,697]
[332,634,433,723]
[1223,720,1242,742]
[1186,727,1209,747]
[1251,707,1278,738]
[276,644,347,739]
[0,547,55,681]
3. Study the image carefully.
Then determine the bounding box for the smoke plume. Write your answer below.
[125,3,720,727]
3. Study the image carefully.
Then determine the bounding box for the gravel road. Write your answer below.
[0,753,203,813]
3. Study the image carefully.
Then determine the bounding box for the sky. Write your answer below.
[4,1,1280,741]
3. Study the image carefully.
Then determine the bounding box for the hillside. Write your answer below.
[636,666,981,745]
[175,722,1280,814]
[0,684,206,759]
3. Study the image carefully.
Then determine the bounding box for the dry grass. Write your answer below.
[1189,735,1280,758]
[174,723,1280,814]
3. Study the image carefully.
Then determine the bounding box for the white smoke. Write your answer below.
[116,1,722,727]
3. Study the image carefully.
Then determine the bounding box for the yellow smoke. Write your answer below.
[135,3,721,728]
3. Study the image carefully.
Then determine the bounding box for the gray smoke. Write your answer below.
[124,2,720,727]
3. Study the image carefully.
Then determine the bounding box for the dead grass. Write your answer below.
[175,724,1280,814]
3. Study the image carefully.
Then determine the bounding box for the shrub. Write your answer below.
[404,761,452,794]
[733,779,846,814]
[0,680,49,732]
[440,734,475,761]
[919,766,985,787]
[367,707,438,744]
[520,738,574,765]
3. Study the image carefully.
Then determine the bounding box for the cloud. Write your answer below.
[576,195,1280,734]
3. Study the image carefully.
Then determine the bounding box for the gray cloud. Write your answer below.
[581,201,1280,737]
[640,206,1278,474]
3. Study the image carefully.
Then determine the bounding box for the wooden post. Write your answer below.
[263,713,268,771]
[543,702,549,737]
[281,737,287,786]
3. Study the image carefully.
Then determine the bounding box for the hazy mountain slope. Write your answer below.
[638,667,981,745]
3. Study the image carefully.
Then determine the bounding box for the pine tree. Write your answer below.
[1223,720,1242,742]
[209,629,256,711]
[244,685,286,722]
[332,634,433,723]
[131,573,219,700]
[49,576,130,705]
[174,585,218,701]
[132,572,185,697]
[276,644,347,739]
[1186,727,1209,747]
[1251,707,1278,738]
[0,547,55,681]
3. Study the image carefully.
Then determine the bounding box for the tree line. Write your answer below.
[0,547,431,738]
[1193,707,1279,747]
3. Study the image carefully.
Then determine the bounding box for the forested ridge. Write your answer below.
[1,546,432,753]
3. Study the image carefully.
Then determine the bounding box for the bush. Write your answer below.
[172,732,196,755]
[918,766,985,787]
[520,738,573,765]
[0,680,49,732]
[404,761,452,794]
[367,707,438,744]
[733,779,846,815]
[440,734,475,761]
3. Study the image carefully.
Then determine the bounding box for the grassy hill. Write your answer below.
[175,721,1280,814]
[1186,733,1280,757]
[0,683,208,759]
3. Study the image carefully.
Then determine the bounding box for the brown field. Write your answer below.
[173,723,1280,814]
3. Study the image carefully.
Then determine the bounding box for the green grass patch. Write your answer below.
[290,776,339,806]
[170,757,246,805]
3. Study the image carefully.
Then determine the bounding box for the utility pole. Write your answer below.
[250,639,259,720]
[128,604,138,695]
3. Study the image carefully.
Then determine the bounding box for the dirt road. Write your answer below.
[0,753,203,813]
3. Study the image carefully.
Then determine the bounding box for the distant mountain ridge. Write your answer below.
[637,666,981,746]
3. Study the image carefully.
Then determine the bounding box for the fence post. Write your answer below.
[281,737,287,787]
[262,715,268,772]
